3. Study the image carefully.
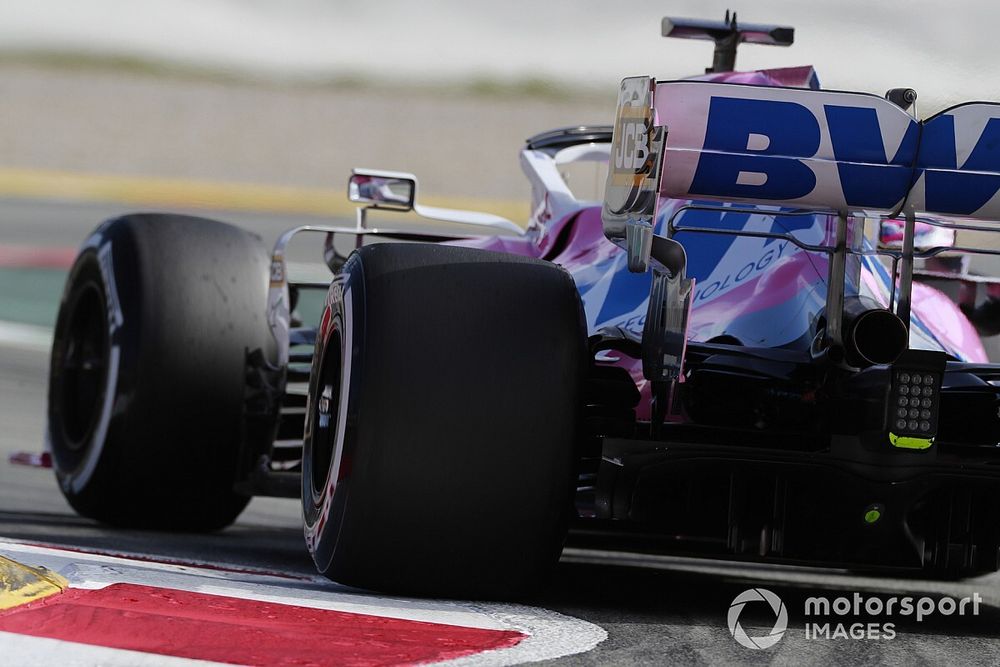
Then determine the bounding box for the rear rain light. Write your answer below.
[886,350,948,448]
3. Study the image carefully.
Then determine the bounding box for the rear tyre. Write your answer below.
[302,244,587,598]
[48,214,273,530]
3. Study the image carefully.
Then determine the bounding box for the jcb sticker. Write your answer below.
[604,76,665,214]
[270,255,286,286]
[613,112,653,172]
[610,109,662,189]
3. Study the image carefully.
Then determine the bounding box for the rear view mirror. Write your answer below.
[348,169,416,211]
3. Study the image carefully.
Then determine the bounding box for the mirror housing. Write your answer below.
[348,169,416,211]
[346,167,524,235]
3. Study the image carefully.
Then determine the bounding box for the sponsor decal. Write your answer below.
[694,239,790,303]
[317,384,333,429]
[602,76,666,273]
[266,251,291,364]
[269,252,286,286]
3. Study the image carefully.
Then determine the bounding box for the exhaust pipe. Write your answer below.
[843,297,908,367]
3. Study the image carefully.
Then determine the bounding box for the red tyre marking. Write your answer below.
[0,583,525,666]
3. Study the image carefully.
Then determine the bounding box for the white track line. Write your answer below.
[0,632,231,667]
[0,320,52,353]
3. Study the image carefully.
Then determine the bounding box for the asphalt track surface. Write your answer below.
[4,197,1000,665]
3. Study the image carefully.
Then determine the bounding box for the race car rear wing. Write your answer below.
[654,80,1000,221]
[602,76,1000,389]
[603,76,1000,280]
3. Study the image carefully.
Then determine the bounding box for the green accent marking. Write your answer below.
[864,509,881,524]
[889,432,934,450]
[0,267,67,327]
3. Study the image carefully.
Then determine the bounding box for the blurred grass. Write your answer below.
[0,50,605,101]
[0,267,328,333]
[0,268,66,328]
[0,266,327,332]
[0,50,232,81]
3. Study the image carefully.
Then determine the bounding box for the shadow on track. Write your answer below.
[0,509,314,574]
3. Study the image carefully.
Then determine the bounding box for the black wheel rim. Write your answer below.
[56,280,110,450]
[311,327,343,499]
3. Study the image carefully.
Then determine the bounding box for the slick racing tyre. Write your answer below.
[303,244,587,598]
[48,214,273,530]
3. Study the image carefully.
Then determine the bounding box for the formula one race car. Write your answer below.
[47,15,1000,598]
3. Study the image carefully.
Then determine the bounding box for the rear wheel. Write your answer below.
[302,243,587,598]
[48,214,273,530]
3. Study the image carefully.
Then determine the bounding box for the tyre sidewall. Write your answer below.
[302,255,365,571]
[50,221,136,501]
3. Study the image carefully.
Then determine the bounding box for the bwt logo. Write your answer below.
[613,120,651,171]
[686,95,1000,216]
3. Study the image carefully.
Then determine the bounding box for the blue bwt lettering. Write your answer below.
[824,105,918,209]
[681,94,1000,217]
[919,115,1000,215]
[689,97,819,201]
